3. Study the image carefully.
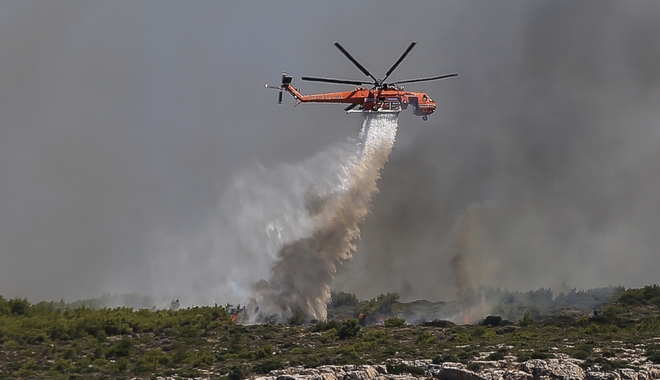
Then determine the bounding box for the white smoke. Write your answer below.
[249,113,399,322]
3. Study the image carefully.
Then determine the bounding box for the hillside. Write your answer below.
[0,285,659,379]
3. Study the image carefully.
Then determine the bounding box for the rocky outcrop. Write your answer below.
[255,364,414,380]
[251,359,660,380]
[520,359,584,380]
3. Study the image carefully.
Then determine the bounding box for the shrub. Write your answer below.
[572,350,590,360]
[53,358,74,373]
[228,364,251,380]
[133,348,171,373]
[386,363,425,375]
[384,317,406,328]
[467,362,483,372]
[288,309,305,326]
[646,347,660,364]
[415,331,435,345]
[451,333,471,343]
[185,348,214,367]
[486,351,505,361]
[320,328,338,343]
[105,337,133,358]
[337,319,361,340]
[62,347,77,360]
[530,352,550,359]
[253,359,284,374]
[311,320,341,332]
[648,353,660,364]
[519,312,534,327]
[481,315,503,327]
[253,344,273,359]
[8,298,30,316]
[421,319,455,328]
[471,326,487,337]
[433,354,459,364]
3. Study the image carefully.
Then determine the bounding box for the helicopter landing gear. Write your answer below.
[422,115,428,121]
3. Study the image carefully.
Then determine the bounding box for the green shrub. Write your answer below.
[415,331,435,345]
[457,350,474,363]
[253,359,284,374]
[646,347,660,364]
[471,326,487,337]
[572,350,590,360]
[133,348,171,373]
[386,363,425,375]
[486,351,505,361]
[62,347,77,359]
[467,362,483,372]
[253,344,273,359]
[451,333,470,343]
[530,351,550,359]
[288,309,305,326]
[320,328,338,343]
[105,337,133,358]
[185,348,214,367]
[337,319,361,340]
[384,317,406,328]
[8,298,30,316]
[519,312,534,327]
[53,358,74,373]
[228,364,251,380]
[433,354,459,364]
[311,320,341,332]
[112,358,128,373]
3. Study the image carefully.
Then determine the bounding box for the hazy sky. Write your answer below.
[1,1,659,303]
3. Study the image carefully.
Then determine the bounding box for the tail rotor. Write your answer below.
[265,72,293,104]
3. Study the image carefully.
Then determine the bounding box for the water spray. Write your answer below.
[246,113,399,322]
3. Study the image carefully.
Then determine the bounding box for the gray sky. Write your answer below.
[1,1,659,303]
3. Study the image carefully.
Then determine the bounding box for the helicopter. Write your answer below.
[265,41,457,121]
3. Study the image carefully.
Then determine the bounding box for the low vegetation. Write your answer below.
[0,285,658,379]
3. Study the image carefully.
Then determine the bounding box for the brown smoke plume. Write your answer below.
[450,201,504,323]
[252,114,398,321]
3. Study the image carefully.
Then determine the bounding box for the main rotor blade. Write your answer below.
[392,73,458,85]
[334,42,378,84]
[301,76,370,86]
[381,41,417,84]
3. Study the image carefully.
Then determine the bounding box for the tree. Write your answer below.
[519,312,533,327]
[338,319,361,339]
[8,298,30,316]
[330,291,359,308]
[376,293,400,314]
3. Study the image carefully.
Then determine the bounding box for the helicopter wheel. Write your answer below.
[422,115,428,121]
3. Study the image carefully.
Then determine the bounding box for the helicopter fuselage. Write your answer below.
[284,85,436,118]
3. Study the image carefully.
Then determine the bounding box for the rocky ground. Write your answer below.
[250,358,660,380]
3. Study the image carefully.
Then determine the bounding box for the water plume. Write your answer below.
[251,113,399,322]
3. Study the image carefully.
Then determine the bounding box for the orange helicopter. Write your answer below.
[266,41,457,121]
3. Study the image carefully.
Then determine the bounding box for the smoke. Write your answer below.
[338,1,660,301]
[251,114,398,321]
[2,2,660,306]
[450,201,500,297]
